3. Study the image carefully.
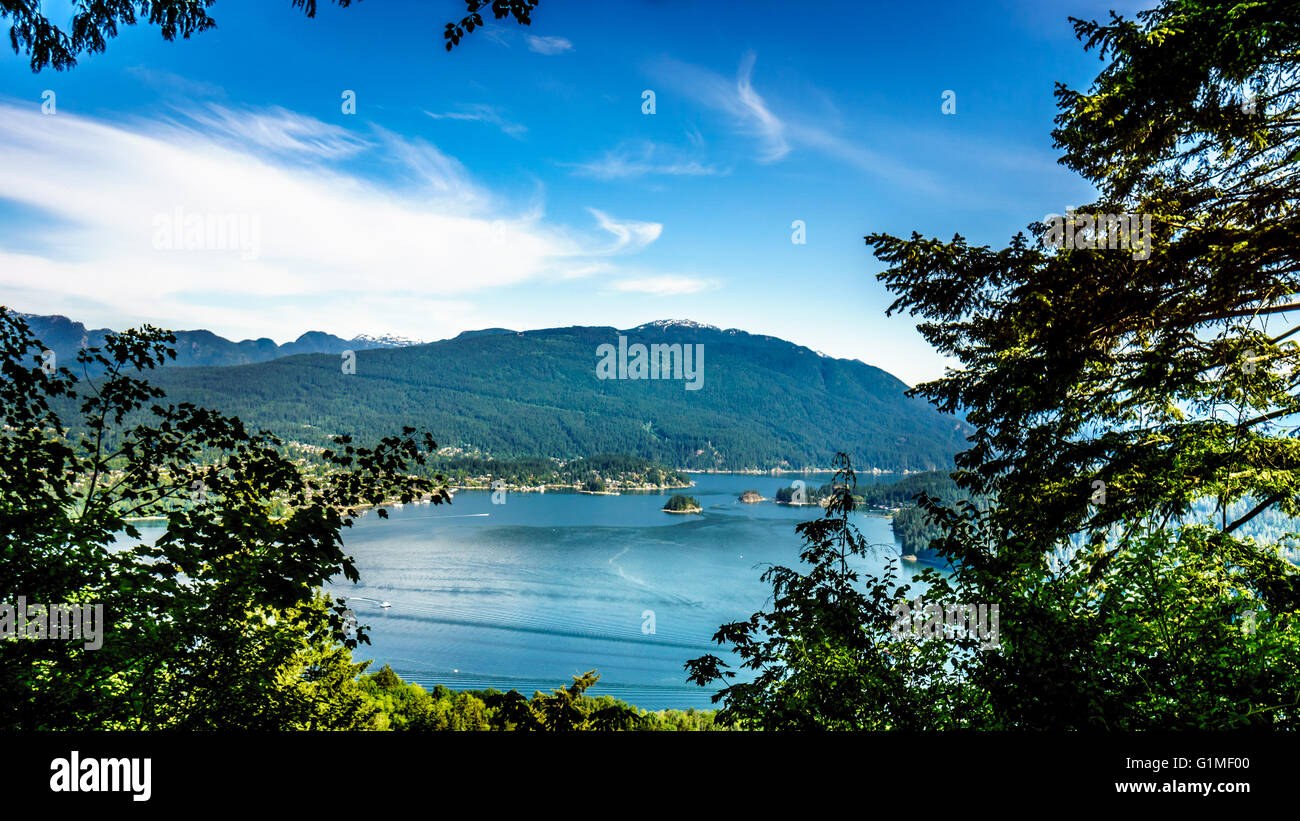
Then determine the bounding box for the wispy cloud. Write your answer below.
[782,122,942,192]
[425,104,527,139]
[649,52,946,192]
[180,103,369,159]
[526,35,573,55]
[587,208,662,254]
[611,276,716,296]
[479,27,512,47]
[569,139,725,179]
[652,51,788,163]
[126,66,226,100]
[0,101,661,342]
[733,52,789,162]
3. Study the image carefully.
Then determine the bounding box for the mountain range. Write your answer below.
[17,312,422,369]
[82,316,971,472]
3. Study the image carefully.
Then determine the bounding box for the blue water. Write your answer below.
[322,472,935,710]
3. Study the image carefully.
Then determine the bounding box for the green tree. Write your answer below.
[687,0,1300,730]
[529,670,600,731]
[686,455,982,729]
[863,0,1300,727]
[0,308,449,729]
[357,665,733,731]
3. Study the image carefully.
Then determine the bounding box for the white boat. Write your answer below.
[380,601,392,608]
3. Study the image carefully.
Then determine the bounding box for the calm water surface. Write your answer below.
[321,472,936,710]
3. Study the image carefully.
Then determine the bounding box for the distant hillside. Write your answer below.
[138,319,971,472]
[16,312,420,369]
[857,470,983,561]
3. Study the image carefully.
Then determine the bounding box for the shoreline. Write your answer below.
[451,481,692,493]
[684,467,917,476]
[122,493,902,523]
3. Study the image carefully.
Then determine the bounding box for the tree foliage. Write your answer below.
[359,665,726,731]
[686,455,985,729]
[442,0,539,51]
[870,0,1300,727]
[0,307,449,729]
[691,0,1300,729]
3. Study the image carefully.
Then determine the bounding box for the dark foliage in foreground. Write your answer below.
[689,0,1300,729]
[0,307,448,729]
[359,665,725,731]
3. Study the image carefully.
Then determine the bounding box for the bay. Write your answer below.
[322,471,938,710]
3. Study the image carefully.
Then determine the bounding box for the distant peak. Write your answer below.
[633,319,720,332]
[351,332,425,348]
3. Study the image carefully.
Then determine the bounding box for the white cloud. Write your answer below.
[180,104,369,159]
[569,140,725,179]
[783,121,946,193]
[587,208,663,254]
[126,66,227,100]
[734,52,789,162]
[526,35,573,55]
[652,52,788,163]
[0,101,660,342]
[425,104,527,139]
[479,27,512,47]
[650,52,944,191]
[611,276,715,296]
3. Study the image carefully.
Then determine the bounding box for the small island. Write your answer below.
[662,494,702,514]
[738,489,764,504]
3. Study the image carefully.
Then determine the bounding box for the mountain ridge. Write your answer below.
[128,318,970,472]
[14,312,419,369]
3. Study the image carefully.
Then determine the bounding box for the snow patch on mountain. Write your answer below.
[633,319,721,332]
[351,333,425,348]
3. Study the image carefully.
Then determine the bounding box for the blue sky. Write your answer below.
[0,0,1150,385]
